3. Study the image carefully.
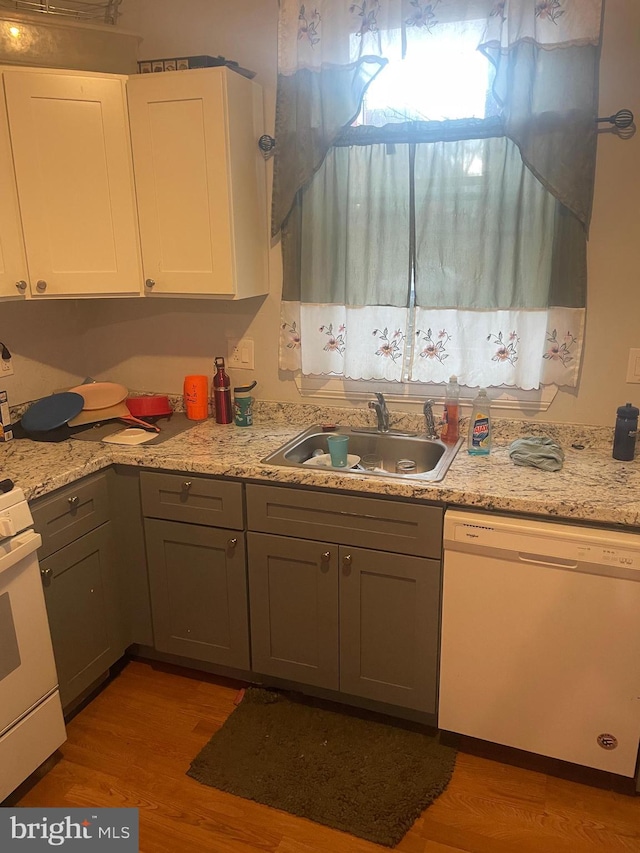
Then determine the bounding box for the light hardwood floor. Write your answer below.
[14,660,640,853]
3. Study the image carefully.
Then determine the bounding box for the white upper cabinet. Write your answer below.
[2,69,142,298]
[127,67,269,299]
[0,81,28,301]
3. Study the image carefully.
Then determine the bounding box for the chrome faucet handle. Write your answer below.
[368,400,383,431]
[369,393,390,432]
[423,399,439,440]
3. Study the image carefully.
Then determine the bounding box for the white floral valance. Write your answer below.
[278,0,603,76]
[481,0,603,51]
[280,303,584,390]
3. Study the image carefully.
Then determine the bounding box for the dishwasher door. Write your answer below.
[439,510,640,777]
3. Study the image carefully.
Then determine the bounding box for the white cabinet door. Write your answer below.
[3,70,142,297]
[0,81,28,301]
[128,67,269,299]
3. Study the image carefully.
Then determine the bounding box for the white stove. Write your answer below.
[0,485,66,801]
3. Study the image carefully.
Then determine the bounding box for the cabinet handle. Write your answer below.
[40,566,52,582]
[15,280,27,292]
[145,278,156,289]
[68,495,79,508]
[36,279,47,292]
[228,537,238,549]
[342,553,352,573]
[182,481,192,491]
[320,550,331,563]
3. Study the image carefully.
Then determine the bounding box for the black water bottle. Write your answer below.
[612,402,639,461]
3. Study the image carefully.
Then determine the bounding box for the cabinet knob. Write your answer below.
[228,537,238,549]
[15,280,27,292]
[342,553,352,573]
[68,495,79,508]
[40,566,52,583]
[36,279,47,292]
[145,278,156,289]
[182,481,192,491]
[320,551,331,563]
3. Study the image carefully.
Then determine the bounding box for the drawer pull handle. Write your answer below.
[40,567,52,582]
[182,481,192,491]
[321,551,331,563]
[228,537,238,549]
[68,496,79,508]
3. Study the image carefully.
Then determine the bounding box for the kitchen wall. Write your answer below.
[1,0,639,427]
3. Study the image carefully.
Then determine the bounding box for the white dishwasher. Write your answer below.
[439,509,640,777]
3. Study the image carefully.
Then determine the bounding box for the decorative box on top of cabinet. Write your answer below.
[0,67,142,299]
[127,67,269,299]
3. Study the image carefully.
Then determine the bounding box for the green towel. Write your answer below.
[508,436,565,472]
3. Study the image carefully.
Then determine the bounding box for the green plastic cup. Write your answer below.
[327,434,349,467]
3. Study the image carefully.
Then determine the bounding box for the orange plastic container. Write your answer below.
[183,375,208,420]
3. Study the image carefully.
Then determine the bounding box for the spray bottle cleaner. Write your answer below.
[468,388,491,455]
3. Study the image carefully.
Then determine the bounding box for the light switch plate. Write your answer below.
[626,348,640,383]
[228,338,255,370]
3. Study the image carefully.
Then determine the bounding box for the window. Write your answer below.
[275,0,599,403]
[355,20,496,126]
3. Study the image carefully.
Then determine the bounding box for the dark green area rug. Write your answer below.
[187,687,457,847]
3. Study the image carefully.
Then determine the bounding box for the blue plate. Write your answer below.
[21,392,85,433]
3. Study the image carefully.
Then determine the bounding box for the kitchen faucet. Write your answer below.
[423,400,439,440]
[368,393,390,433]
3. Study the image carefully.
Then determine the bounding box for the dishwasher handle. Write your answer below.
[518,552,579,570]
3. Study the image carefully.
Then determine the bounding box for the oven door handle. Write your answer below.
[0,531,42,577]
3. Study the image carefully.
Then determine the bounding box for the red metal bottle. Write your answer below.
[212,356,232,424]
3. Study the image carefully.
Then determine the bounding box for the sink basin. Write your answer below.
[263,425,462,482]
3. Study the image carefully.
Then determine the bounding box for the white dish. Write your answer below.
[302,453,361,469]
[101,428,156,446]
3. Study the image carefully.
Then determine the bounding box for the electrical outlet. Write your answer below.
[0,358,13,378]
[626,348,640,383]
[228,338,255,370]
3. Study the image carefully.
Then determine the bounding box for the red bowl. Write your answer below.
[126,395,173,418]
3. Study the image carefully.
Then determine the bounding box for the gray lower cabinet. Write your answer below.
[33,471,128,712]
[339,545,441,714]
[39,521,125,710]
[247,484,444,715]
[248,532,339,690]
[145,518,250,669]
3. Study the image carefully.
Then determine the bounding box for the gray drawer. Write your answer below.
[246,484,443,558]
[32,473,110,560]
[140,471,244,529]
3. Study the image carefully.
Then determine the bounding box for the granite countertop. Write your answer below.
[2,401,639,529]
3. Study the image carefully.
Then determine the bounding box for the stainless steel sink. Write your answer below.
[262,425,462,482]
